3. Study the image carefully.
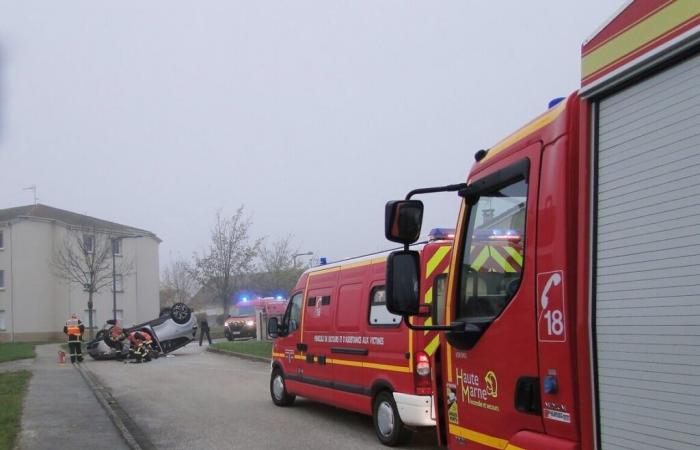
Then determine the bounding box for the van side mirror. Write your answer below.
[385,200,424,245]
[386,250,421,316]
[267,317,279,339]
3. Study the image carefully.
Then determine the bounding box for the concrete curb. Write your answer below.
[77,363,156,450]
[206,347,271,364]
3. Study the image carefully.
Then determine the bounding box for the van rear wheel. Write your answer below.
[372,391,413,446]
[270,368,295,406]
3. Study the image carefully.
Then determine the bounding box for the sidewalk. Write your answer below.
[17,344,130,450]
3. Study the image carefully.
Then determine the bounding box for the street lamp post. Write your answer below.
[292,252,313,267]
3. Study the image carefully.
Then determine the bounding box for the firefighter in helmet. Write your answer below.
[108,323,129,360]
[63,313,85,363]
[128,330,153,363]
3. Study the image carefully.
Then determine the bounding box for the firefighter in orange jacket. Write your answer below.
[63,313,85,363]
[128,330,153,363]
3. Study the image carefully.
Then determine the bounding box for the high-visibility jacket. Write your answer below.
[65,319,83,337]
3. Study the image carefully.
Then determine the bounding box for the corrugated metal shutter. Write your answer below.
[595,52,700,450]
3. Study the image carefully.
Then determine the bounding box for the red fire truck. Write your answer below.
[383,2,700,449]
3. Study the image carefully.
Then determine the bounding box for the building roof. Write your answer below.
[0,203,159,240]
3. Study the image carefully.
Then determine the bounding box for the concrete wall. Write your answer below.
[0,219,160,342]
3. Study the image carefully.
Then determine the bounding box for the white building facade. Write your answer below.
[0,204,160,342]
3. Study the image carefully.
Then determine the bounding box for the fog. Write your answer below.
[0,1,625,268]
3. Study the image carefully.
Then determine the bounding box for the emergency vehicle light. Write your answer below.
[474,228,521,241]
[428,228,455,241]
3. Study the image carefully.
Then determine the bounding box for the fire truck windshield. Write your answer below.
[457,177,527,320]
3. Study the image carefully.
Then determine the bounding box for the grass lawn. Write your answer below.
[0,343,36,364]
[0,370,31,450]
[210,340,273,359]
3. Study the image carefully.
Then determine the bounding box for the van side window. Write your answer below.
[433,273,448,326]
[368,286,401,327]
[285,292,303,333]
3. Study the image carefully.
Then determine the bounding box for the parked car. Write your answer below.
[86,303,197,360]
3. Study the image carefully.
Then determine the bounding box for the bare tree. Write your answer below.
[256,235,307,295]
[162,258,196,305]
[51,228,133,337]
[193,207,261,316]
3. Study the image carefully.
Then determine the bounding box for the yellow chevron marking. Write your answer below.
[489,247,516,273]
[471,246,491,271]
[424,335,440,356]
[503,245,523,267]
[426,246,451,279]
[424,286,433,305]
[423,317,432,335]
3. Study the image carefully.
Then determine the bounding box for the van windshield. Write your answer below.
[235,305,256,316]
[457,177,527,320]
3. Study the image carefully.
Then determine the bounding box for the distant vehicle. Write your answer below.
[267,230,456,446]
[86,303,197,360]
[224,297,287,341]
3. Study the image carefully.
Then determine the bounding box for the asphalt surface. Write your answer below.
[84,343,438,450]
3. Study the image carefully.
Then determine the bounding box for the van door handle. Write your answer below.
[296,343,308,352]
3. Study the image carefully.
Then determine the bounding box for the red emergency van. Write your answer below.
[267,230,454,446]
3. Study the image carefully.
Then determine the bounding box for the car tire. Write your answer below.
[270,368,295,406]
[170,303,192,325]
[372,391,413,446]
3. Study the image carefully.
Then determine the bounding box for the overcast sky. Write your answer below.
[0,1,625,270]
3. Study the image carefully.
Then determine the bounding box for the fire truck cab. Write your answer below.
[383,2,700,449]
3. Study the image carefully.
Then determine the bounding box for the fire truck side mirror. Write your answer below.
[386,250,421,316]
[385,200,424,245]
[267,317,279,339]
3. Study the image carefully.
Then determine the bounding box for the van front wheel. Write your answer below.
[372,391,413,446]
[270,369,295,406]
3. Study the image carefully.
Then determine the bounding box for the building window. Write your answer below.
[112,238,122,255]
[0,270,4,289]
[83,309,97,329]
[114,275,124,292]
[0,310,5,330]
[0,230,4,250]
[83,234,94,253]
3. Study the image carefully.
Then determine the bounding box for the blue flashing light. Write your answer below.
[275,295,283,300]
[241,296,248,302]
[428,228,455,241]
[319,257,328,265]
[548,97,565,109]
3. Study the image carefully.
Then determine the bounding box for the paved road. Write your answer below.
[84,343,438,449]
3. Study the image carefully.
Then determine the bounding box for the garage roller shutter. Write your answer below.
[595,52,700,450]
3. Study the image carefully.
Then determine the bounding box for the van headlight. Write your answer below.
[245,320,255,327]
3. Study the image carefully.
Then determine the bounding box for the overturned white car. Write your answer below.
[86,303,198,360]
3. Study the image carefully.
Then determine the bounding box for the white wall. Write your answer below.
[0,218,160,341]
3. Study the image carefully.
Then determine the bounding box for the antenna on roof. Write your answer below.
[22,185,38,205]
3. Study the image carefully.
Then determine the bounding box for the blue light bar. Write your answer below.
[428,228,455,241]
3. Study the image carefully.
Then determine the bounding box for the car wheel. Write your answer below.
[270,368,295,406]
[170,303,192,325]
[373,391,413,446]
